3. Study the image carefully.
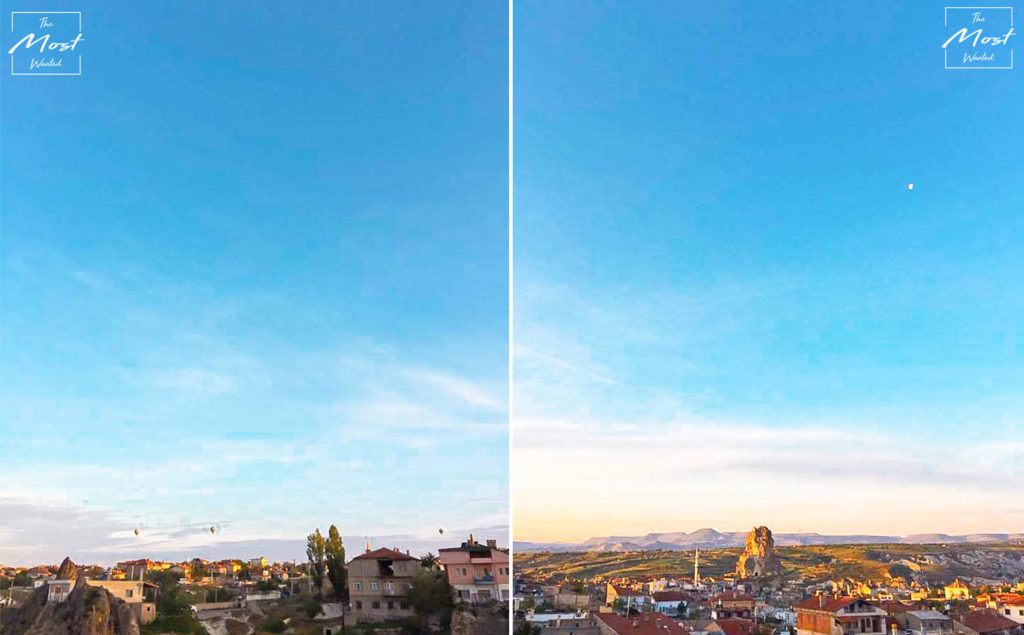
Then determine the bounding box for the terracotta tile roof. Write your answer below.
[596,611,689,635]
[880,601,919,614]
[611,585,650,597]
[715,591,755,603]
[795,596,861,614]
[713,618,756,635]
[350,548,417,562]
[653,591,691,603]
[956,610,1019,634]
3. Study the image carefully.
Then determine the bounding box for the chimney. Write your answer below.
[365,538,372,553]
[633,619,640,628]
[487,539,497,548]
[469,533,475,545]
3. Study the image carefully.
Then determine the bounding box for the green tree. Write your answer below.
[515,621,541,635]
[303,599,323,618]
[255,579,277,592]
[325,524,347,600]
[419,552,437,569]
[307,528,327,593]
[190,560,207,579]
[407,569,455,633]
[259,617,286,633]
[142,573,206,635]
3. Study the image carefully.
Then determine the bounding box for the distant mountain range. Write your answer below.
[515,528,1024,553]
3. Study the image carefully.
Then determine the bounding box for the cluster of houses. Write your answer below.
[3,534,509,627]
[514,573,1024,635]
[113,555,294,583]
[348,535,510,622]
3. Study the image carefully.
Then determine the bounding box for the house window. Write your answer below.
[355,601,362,610]
[400,601,408,609]
[125,590,133,598]
[388,601,394,609]
[372,601,380,609]
[355,582,363,591]
[371,581,379,591]
[386,582,394,592]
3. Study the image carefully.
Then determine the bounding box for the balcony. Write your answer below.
[475,575,496,583]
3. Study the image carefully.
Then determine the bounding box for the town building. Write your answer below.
[795,596,888,635]
[46,578,73,604]
[595,611,690,635]
[945,580,971,601]
[348,547,418,621]
[979,595,1024,625]
[712,591,755,619]
[708,618,757,635]
[952,611,1022,635]
[605,584,651,609]
[438,536,510,604]
[86,579,157,624]
[527,613,601,635]
[896,611,954,635]
[653,590,691,615]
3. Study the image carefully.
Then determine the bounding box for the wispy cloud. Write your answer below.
[0,495,508,567]
[154,367,239,396]
[2,261,507,564]
[513,276,1023,541]
[405,368,506,410]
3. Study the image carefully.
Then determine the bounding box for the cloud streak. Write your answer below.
[513,277,1023,541]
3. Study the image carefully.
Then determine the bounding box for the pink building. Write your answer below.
[438,535,509,604]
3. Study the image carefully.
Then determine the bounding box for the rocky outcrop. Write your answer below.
[56,557,78,581]
[451,605,509,635]
[735,526,782,578]
[3,572,139,635]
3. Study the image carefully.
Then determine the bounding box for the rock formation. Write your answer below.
[452,605,509,635]
[56,556,79,581]
[735,526,782,578]
[3,558,140,635]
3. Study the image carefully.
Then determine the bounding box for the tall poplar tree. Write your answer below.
[306,528,326,592]
[325,525,347,600]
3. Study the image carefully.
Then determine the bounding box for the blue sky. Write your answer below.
[0,0,508,565]
[513,1,1023,540]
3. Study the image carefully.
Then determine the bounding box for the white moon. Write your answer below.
[907,183,914,191]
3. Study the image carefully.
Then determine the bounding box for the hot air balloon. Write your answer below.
[210,525,217,535]
[438,528,444,535]
[134,527,140,536]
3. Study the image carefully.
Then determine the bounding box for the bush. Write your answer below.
[255,579,278,592]
[141,613,206,634]
[303,599,323,618]
[259,617,286,633]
